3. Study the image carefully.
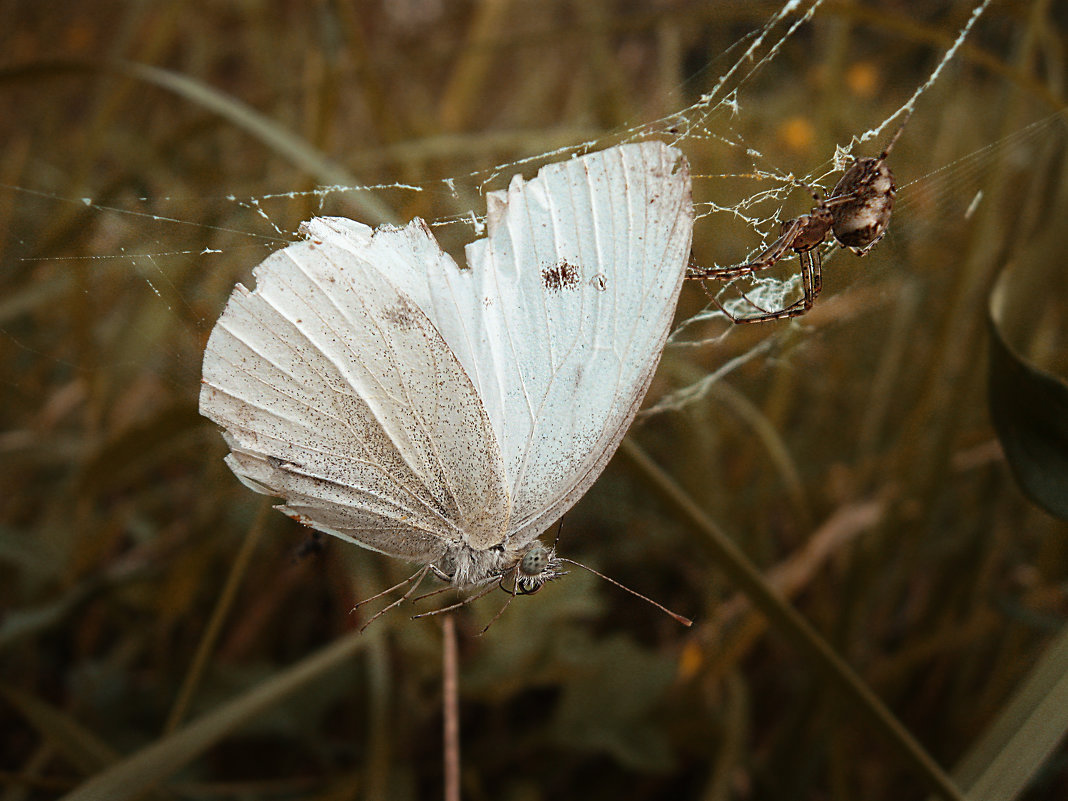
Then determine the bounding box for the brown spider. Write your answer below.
[690,111,911,323]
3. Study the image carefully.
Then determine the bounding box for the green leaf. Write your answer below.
[988,256,1068,520]
[550,635,677,772]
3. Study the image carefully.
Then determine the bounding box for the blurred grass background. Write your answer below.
[2,1,1068,800]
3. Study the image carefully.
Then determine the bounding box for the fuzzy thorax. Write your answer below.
[433,542,563,591]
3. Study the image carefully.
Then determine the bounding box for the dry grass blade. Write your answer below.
[57,629,376,801]
[928,625,1068,801]
[0,59,399,225]
[1,686,120,776]
[620,438,965,801]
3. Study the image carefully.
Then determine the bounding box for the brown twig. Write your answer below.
[442,614,460,801]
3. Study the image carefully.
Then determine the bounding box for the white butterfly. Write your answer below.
[200,141,693,594]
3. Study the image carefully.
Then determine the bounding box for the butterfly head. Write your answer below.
[511,543,566,595]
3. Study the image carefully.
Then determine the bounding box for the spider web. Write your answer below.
[2,0,1050,427]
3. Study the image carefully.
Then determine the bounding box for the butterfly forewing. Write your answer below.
[429,142,693,543]
[200,236,511,559]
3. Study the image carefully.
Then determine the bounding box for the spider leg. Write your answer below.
[798,249,814,311]
[764,245,822,317]
[878,108,913,161]
[806,246,823,302]
[693,219,826,324]
[822,192,861,209]
[694,262,772,280]
[722,248,822,324]
[709,279,804,324]
[696,268,774,324]
[719,297,811,324]
[731,293,813,323]
[697,279,759,323]
[798,180,824,206]
[687,219,806,280]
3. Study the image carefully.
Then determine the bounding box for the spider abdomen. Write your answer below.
[830,157,896,252]
[684,110,910,323]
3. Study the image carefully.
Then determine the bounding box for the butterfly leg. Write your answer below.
[357,563,434,631]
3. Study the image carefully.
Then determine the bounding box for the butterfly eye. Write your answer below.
[519,545,548,577]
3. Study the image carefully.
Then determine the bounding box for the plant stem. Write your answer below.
[620,437,965,801]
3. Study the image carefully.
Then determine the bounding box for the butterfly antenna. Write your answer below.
[557,558,693,627]
[552,518,565,549]
[356,563,433,632]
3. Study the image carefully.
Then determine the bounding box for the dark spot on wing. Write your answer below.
[381,296,422,329]
[542,261,581,292]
